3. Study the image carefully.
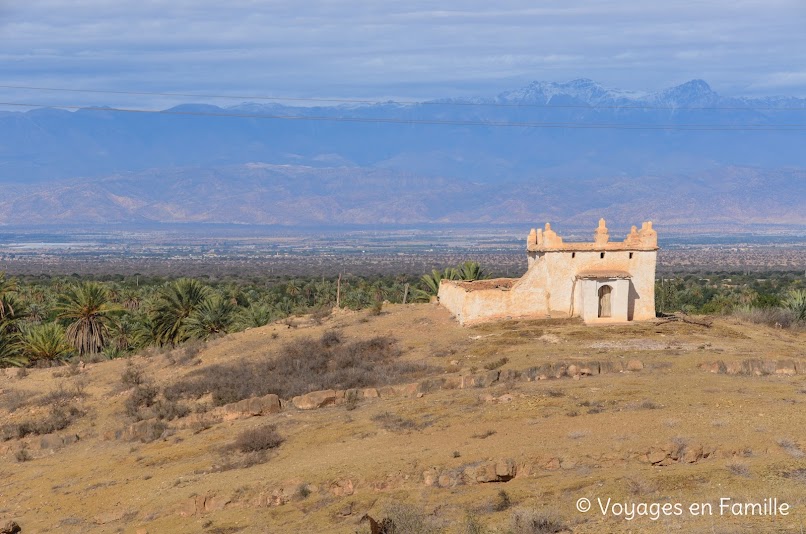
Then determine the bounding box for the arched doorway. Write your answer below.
[598,285,612,318]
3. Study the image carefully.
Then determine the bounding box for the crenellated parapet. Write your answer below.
[526,219,658,252]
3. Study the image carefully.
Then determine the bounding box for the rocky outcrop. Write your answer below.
[699,359,803,376]
[292,390,337,410]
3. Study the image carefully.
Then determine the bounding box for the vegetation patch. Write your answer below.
[165,333,430,405]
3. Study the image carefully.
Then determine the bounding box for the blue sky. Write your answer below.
[1,0,805,109]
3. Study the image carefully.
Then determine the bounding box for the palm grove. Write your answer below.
[2,265,804,368]
[0,261,488,368]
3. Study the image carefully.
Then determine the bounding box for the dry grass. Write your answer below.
[165,333,430,405]
[1,304,805,533]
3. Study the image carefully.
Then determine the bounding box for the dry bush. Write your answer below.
[508,508,566,534]
[372,411,421,432]
[166,334,430,405]
[379,500,440,534]
[494,489,513,512]
[38,383,87,407]
[726,462,751,477]
[125,383,189,422]
[0,389,35,413]
[1,405,85,441]
[777,438,805,458]
[125,384,158,420]
[484,357,509,371]
[232,424,284,453]
[733,307,802,330]
[215,424,284,471]
[120,363,147,388]
[472,429,497,439]
[626,477,657,496]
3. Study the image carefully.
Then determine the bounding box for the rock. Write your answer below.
[227,394,281,416]
[361,388,379,398]
[123,419,168,442]
[543,457,560,470]
[422,469,438,487]
[94,509,127,524]
[626,359,644,371]
[495,458,516,479]
[682,444,703,463]
[136,529,149,534]
[338,503,353,517]
[0,522,21,534]
[725,361,742,375]
[647,450,667,464]
[479,393,496,403]
[497,393,514,403]
[292,390,337,410]
[477,370,500,387]
[566,364,580,377]
[776,361,797,376]
[499,369,520,382]
[204,495,230,512]
[329,479,354,497]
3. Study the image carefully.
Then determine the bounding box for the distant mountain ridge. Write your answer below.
[0,78,804,228]
[0,164,802,228]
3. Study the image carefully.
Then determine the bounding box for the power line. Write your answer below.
[1,84,805,112]
[2,102,805,131]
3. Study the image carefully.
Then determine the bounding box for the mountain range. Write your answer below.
[0,79,804,228]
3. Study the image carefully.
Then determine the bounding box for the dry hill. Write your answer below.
[1,304,805,533]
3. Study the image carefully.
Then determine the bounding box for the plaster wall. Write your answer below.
[437,221,658,326]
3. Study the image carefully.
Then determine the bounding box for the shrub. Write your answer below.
[381,500,440,534]
[484,357,509,371]
[232,424,284,453]
[2,405,84,441]
[125,384,158,420]
[494,490,513,512]
[472,429,497,439]
[165,335,429,405]
[372,411,421,432]
[508,508,566,534]
[120,363,146,388]
[15,443,32,462]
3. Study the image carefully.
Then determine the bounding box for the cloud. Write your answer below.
[0,0,805,106]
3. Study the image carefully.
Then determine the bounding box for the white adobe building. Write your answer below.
[438,219,658,325]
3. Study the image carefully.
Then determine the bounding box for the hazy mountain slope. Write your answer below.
[0,164,802,226]
[1,79,805,184]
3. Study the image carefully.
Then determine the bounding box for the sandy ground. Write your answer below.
[1,303,804,533]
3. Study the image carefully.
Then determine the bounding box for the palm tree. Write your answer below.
[419,267,458,297]
[184,296,236,340]
[19,322,74,364]
[233,304,277,330]
[783,289,806,322]
[150,278,211,346]
[0,273,19,321]
[0,331,26,368]
[457,261,487,281]
[55,281,116,356]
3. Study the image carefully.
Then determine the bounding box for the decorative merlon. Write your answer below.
[527,219,658,252]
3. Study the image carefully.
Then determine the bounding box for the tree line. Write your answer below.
[0,261,487,368]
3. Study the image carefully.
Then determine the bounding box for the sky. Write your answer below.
[1,0,805,110]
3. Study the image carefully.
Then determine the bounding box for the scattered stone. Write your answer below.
[0,521,21,534]
[93,509,127,525]
[626,359,644,372]
[292,390,337,410]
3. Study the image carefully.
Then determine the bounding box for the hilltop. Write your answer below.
[1,304,804,533]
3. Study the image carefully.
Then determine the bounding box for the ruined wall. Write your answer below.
[438,220,658,326]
